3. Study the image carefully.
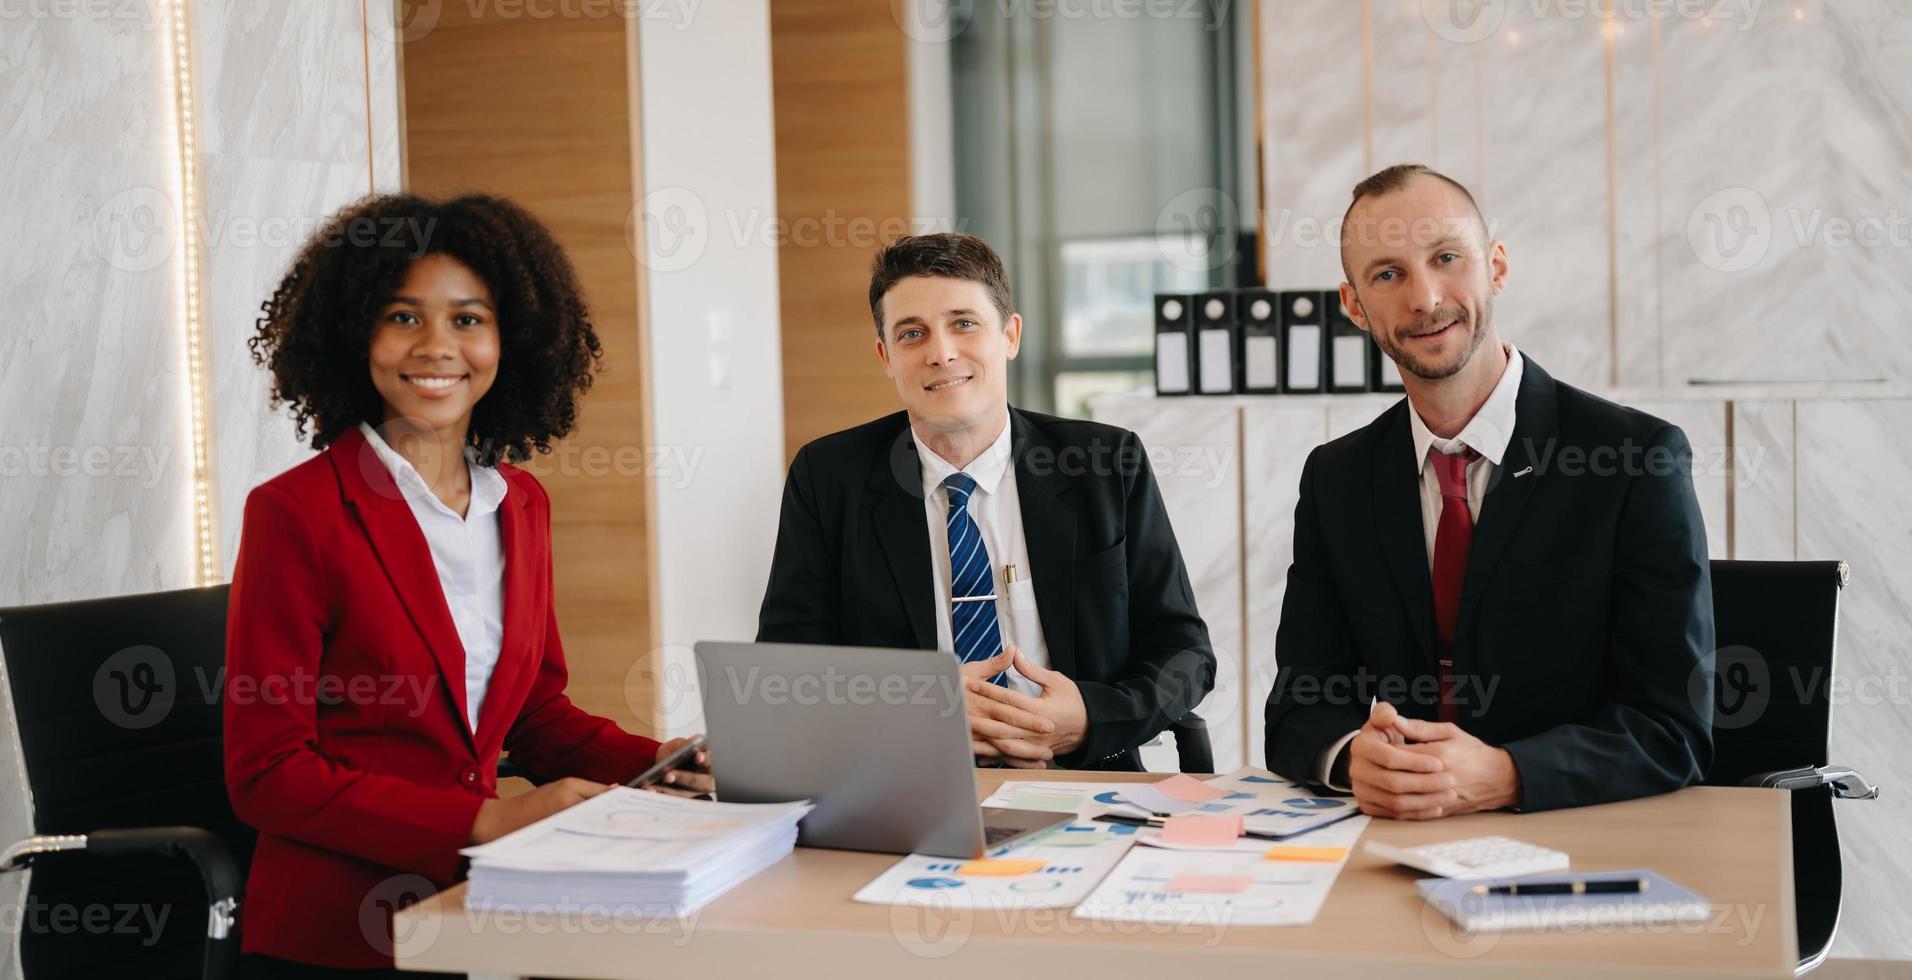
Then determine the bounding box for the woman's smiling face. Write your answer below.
[368,253,501,434]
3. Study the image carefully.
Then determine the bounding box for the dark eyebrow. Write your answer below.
[888,309,981,332]
[385,295,494,311]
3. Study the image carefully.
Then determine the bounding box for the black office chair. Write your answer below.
[1703,560,1881,975]
[0,586,248,979]
[1169,713,1215,773]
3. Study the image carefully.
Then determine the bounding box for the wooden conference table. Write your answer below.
[394,771,1797,978]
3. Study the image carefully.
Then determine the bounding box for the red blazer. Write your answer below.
[224,427,659,968]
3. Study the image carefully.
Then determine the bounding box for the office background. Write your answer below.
[1,0,1907,967]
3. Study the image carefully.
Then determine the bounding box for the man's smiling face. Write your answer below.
[874,275,1021,434]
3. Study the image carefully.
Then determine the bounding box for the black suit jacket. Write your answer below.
[758,407,1216,770]
[1264,357,1715,810]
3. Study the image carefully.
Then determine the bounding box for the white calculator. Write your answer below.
[1363,835,1570,878]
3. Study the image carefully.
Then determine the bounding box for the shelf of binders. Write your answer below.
[1154,289,1407,397]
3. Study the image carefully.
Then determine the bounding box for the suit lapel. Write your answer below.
[1373,403,1438,664]
[868,420,937,650]
[329,427,475,751]
[1456,357,1559,635]
[1011,409,1077,678]
[473,479,535,747]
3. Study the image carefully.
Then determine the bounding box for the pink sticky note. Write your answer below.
[1153,774,1228,803]
[1160,814,1244,847]
[1165,873,1254,894]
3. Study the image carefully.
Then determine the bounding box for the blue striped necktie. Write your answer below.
[943,473,1006,685]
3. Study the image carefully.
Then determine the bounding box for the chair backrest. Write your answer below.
[1702,559,1845,787]
[1703,558,1848,971]
[0,585,252,978]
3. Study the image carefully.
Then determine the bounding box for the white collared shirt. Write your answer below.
[1313,345,1523,788]
[914,416,1051,697]
[1406,344,1524,567]
[359,422,509,732]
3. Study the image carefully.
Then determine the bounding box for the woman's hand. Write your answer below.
[468,777,614,845]
[645,736,715,798]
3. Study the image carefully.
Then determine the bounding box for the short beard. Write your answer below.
[1377,296,1493,381]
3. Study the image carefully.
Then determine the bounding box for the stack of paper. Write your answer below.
[462,788,813,917]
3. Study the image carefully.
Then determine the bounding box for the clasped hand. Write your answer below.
[1346,700,1521,819]
[962,646,1087,769]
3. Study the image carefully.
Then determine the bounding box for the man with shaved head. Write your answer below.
[1263,164,1715,817]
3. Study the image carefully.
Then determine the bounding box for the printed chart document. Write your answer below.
[975,769,1371,926]
[461,788,813,917]
[982,768,1364,846]
[853,822,1139,910]
[1072,840,1363,927]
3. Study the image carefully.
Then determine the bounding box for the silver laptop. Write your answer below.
[693,641,1070,859]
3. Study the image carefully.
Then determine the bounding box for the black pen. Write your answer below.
[1472,878,1646,896]
[1092,813,1286,842]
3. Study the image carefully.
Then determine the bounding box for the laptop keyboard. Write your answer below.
[983,824,1023,845]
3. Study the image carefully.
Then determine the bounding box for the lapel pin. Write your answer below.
[1513,466,1534,478]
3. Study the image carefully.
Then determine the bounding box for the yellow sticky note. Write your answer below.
[1263,846,1349,863]
[957,859,1046,877]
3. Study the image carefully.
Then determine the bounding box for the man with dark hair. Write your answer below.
[1264,164,1715,816]
[757,233,1215,771]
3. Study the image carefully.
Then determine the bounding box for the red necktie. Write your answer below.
[1430,448,1480,724]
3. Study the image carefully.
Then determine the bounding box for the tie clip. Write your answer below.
[951,594,998,604]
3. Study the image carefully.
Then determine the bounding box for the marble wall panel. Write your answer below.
[1788,399,1912,959]
[1242,403,1327,770]
[1260,0,1364,291]
[1091,396,1243,772]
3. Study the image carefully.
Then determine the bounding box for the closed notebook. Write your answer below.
[1417,869,1710,934]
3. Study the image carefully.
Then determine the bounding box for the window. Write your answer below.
[951,0,1253,414]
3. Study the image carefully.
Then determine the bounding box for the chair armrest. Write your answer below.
[2,826,243,979]
[1739,764,1881,800]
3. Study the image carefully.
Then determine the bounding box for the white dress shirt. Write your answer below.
[915,418,1051,698]
[1312,345,1524,788]
[359,422,509,733]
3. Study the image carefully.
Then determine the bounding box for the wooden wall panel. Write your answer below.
[771,0,913,458]
[401,5,659,735]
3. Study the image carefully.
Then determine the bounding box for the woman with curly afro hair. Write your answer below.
[225,194,709,977]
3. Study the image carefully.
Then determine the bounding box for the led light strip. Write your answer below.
[162,0,217,585]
